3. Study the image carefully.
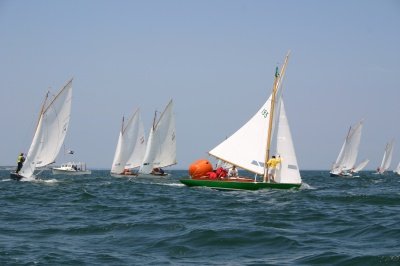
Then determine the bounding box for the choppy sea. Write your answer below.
[0,169,399,265]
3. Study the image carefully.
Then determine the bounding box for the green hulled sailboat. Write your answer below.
[180,52,302,190]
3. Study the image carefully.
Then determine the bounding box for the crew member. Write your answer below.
[267,155,281,182]
[16,152,25,174]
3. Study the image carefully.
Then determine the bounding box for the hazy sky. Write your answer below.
[1,0,399,170]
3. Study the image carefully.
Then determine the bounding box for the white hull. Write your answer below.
[110,173,138,178]
[52,168,91,175]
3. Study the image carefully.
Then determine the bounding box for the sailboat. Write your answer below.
[180,52,302,190]
[138,99,177,176]
[393,162,400,176]
[10,79,73,181]
[110,109,146,176]
[375,139,395,174]
[330,120,368,177]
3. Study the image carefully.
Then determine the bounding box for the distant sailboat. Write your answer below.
[394,162,400,176]
[10,79,73,181]
[111,109,146,176]
[375,140,395,174]
[138,99,177,176]
[330,120,368,177]
[180,52,302,190]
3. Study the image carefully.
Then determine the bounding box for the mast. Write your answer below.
[121,116,125,134]
[263,52,290,182]
[152,110,157,130]
[30,90,50,139]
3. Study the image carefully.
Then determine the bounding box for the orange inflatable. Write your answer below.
[189,159,213,179]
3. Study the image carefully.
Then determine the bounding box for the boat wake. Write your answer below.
[300,182,315,190]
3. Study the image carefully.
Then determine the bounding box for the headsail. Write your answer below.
[19,79,73,179]
[353,159,369,173]
[274,101,301,184]
[139,99,176,174]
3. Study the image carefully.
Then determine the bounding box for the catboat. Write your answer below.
[137,99,176,177]
[393,162,400,176]
[375,139,395,174]
[330,120,368,177]
[180,52,302,190]
[110,109,146,177]
[10,79,73,181]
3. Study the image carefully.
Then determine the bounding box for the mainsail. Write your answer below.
[19,79,73,179]
[209,52,301,184]
[139,99,177,174]
[111,109,146,174]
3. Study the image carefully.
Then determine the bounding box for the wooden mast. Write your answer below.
[263,52,290,182]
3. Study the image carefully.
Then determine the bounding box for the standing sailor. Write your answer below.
[16,152,25,174]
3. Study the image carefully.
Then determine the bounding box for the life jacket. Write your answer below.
[206,172,217,179]
[216,167,227,178]
[17,155,24,163]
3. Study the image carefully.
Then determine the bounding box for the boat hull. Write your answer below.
[179,178,301,190]
[110,173,138,178]
[330,172,353,177]
[136,173,170,178]
[10,172,23,181]
[52,169,91,175]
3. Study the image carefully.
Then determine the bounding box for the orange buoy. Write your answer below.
[189,159,213,178]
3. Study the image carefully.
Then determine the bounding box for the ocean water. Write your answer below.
[0,169,399,265]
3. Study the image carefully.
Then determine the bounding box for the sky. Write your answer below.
[0,0,399,170]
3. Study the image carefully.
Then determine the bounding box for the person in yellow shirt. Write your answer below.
[16,152,25,174]
[267,155,281,182]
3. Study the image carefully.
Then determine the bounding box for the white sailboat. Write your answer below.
[376,140,395,174]
[393,162,400,176]
[138,99,177,176]
[180,52,302,190]
[11,79,73,181]
[111,109,146,176]
[330,120,368,177]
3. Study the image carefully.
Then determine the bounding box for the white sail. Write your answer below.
[209,53,301,184]
[209,95,272,175]
[111,109,146,174]
[378,140,394,173]
[331,120,363,174]
[394,162,400,175]
[274,101,301,184]
[353,159,369,173]
[139,99,176,174]
[19,79,73,179]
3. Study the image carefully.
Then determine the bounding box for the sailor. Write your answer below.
[267,155,281,182]
[16,152,25,174]
[228,165,238,178]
